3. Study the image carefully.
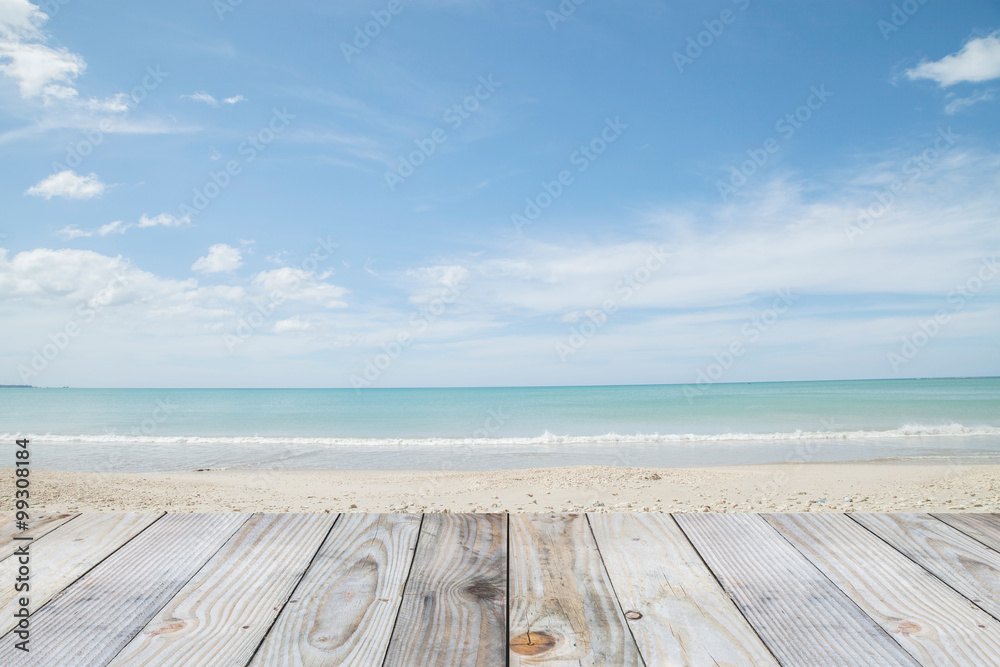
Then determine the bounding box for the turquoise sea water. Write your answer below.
[2,378,999,472]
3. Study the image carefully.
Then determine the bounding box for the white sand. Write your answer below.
[10,462,999,513]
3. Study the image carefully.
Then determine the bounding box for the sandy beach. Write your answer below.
[10,462,999,514]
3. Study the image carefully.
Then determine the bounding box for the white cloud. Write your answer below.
[0,0,93,103]
[98,220,128,235]
[0,0,84,100]
[944,89,995,114]
[906,32,1000,86]
[54,213,189,239]
[25,170,105,199]
[137,212,191,228]
[0,40,84,99]
[192,243,243,274]
[4,141,1000,386]
[182,91,219,106]
[251,268,347,308]
[407,264,469,288]
[405,264,470,304]
[273,316,310,333]
[0,0,45,39]
[55,225,90,239]
[182,91,245,107]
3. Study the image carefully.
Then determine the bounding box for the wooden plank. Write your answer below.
[766,513,1000,665]
[0,513,162,636]
[852,513,1000,620]
[0,513,249,666]
[250,513,421,666]
[384,513,506,667]
[589,513,778,666]
[109,513,336,666]
[933,514,1000,552]
[675,513,919,666]
[0,512,76,557]
[508,513,642,667]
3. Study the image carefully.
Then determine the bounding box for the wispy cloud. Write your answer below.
[181,91,247,107]
[944,89,995,114]
[56,212,191,239]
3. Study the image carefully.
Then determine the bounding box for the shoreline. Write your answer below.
[7,462,999,513]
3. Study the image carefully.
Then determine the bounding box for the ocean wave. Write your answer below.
[4,423,1000,447]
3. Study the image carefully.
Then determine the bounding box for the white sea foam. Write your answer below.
[4,423,1000,447]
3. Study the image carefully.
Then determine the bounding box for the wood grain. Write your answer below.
[0,512,76,558]
[852,513,1000,620]
[109,513,336,667]
[933,513,1000,552]
[0,512,161,637]
[508,513,642,667]
[590,513,777,666]
[0,513,249,666]
[250,513,421,666]
[676,513,919,666]
[767,513,1000,665]
[384,513,506,667]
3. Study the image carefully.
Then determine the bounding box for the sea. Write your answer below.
[2,378,999,473]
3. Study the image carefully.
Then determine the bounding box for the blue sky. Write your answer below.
[1,0,999,387]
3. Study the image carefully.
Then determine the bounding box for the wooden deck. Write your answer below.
[2,513,1000,666]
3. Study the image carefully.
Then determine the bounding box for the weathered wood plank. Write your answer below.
[852,513,1000,620]
[250,513,421,666]
[384,513,506,667]
[0,513,249,666]
[0,512,76,557]
[0,513,162,637]
[508,513,641,667]
[675,513,919,666]
[589,513,778,666]
[109,513,335,667]
[933,514,1000,552]
[767,513,1000,665]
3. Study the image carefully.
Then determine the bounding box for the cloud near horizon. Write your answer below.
[2,141,998,386]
